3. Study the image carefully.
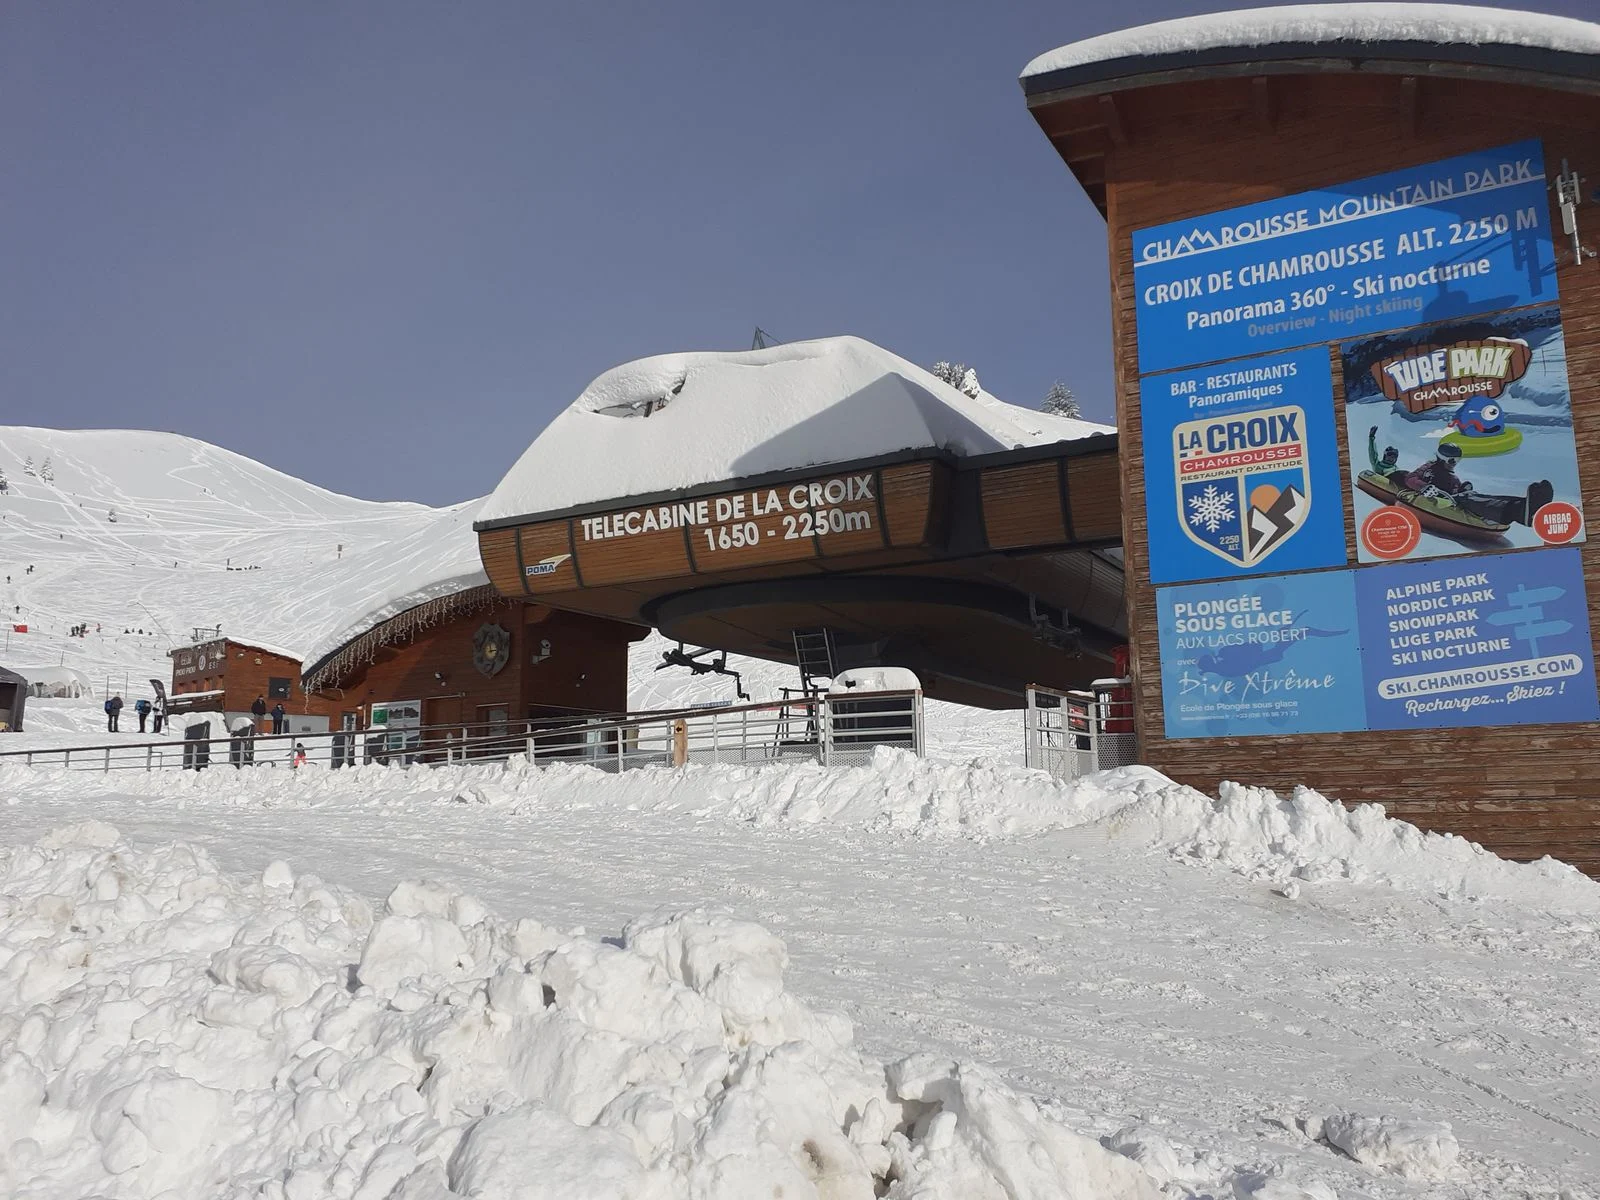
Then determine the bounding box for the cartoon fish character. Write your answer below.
[1449,395,1506,439]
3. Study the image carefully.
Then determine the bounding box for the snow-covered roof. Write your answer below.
[1022,4,1600,82]
[189,637,302,662]
[478,336,1111,523]
[295,498,490,675]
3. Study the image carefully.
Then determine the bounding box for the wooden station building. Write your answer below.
[168,636,321,730]
[1022,6,1600,870]
[474,337,1127,709]
[298,584,645,739]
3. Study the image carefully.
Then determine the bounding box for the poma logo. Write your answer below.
[525,553,571,577]
[1371,336,1531,413]
[1172,405,1311,569]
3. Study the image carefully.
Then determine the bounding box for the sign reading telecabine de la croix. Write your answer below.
[1141,348,1345,584]
[1155,570,1365,739]
[1131,140,1558,374]
[1354,547,1600,731]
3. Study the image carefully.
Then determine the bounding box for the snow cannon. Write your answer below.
[1440,395,1523,457]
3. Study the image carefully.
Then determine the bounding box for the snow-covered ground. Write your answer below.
[5,754,1599,1198]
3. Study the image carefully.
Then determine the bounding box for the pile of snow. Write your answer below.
[1316,1113,1460,1180]
[0,823,1161,1199]
[11,751,1596,911]
[479,336,1111,521]
[1022,4,1600,79]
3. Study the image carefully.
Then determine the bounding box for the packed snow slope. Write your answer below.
[0,427,431,687]
[479,336,1112,522]
[5,755,1599,1197]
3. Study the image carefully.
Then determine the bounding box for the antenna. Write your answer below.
[1554,159,1594,265]
[751,327,782,350]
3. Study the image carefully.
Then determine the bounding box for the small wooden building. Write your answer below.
[1022,6,1600,870]
[169,637,328,730]
[299,583,647,741]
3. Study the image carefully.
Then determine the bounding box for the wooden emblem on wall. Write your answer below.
[472,623,511,677]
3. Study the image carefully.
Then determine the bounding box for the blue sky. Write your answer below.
[3,1,1590,505]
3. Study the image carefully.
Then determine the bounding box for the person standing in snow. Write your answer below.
[271,701,286,736]
[105,694,123,732]
[134,697,151,733]
[152,699,165,735]
[291,743,308,769]
[250,694,268,734]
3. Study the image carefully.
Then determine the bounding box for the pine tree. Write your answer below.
[1041,381,1082,420]
[39,457,53,482]
[930,360,982,400]
[22,456,35,477]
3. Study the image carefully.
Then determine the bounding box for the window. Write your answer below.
[267,677,291,699]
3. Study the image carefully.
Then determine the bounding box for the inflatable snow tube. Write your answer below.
[1355,471,1510,543]
[1440,427,1523,457]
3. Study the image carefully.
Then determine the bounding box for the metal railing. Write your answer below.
[0,690,925,775]
[1023,679,1136,781]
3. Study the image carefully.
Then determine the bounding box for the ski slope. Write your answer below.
[0,427,430,689]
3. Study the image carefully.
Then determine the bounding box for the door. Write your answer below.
[425,696,465,760]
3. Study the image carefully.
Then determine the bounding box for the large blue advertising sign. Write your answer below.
[1132,140,1558,374]
[1156,550,1600,739]
[1156,571,1365,738]
[1354,547,1600,731]
[1142,348,1345,584]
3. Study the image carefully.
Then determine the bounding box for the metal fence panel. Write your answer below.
[0,690,926,778]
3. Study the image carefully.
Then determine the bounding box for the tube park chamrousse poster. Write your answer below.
[1134,138,1600,739]
[1342,304,1585,564]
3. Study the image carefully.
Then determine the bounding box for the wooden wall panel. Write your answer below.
[516,523,579,595]
[982,462,1068,549]
[575,526,691,587]
[1066,453,1123,542]
[478,527,524,596]
[880,462,938,546]
[1089,74,1600,872]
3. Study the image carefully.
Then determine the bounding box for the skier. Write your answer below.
[271,701,286,736]
[291,743,308,769]
[250,694,268,734]
[105,694,123,733]
[134,697,151,733]
[152,699,165,735]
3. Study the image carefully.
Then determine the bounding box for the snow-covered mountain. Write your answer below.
[0,426,437,691]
